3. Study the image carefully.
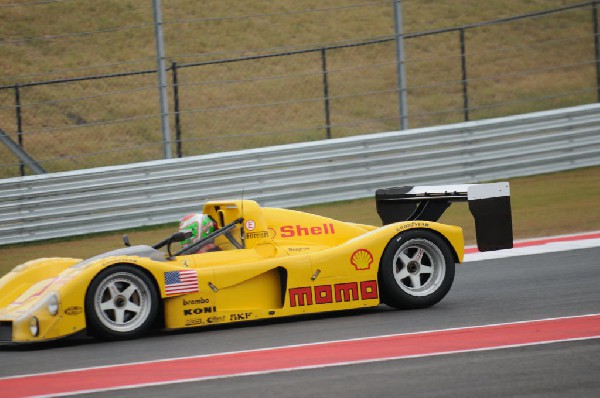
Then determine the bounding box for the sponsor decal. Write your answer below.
[280,223,336,238]
[99,257,138,267]
[185,318,204,326]
[245,220,256,231]
[183,298,210,306]
[351,249,374,271]
[287,247,310,253]
[230,312,253,321]
[164,270,199,296]
[290,286,312,306]
[64,306,83,316]
[183,306,217,316]
[246,231,269,239]
[396,221,431,232]
[289,280,378,307]
[185,315,226,326]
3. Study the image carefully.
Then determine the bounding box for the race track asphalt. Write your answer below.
[1,247,599,397]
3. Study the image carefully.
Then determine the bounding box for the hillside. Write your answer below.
[0,0,595,177]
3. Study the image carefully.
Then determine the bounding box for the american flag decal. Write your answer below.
[164,270,199,295]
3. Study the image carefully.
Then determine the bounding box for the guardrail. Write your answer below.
[1,103,599,245]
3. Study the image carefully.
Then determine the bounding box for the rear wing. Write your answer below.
[376,182,513,252]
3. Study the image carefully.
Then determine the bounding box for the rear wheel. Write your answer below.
[378,230,455,309]
[85,265,158,340]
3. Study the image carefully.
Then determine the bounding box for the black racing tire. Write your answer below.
[85,265,158,340]
[378,229,455,309]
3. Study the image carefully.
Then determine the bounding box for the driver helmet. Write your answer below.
[178,213,217,249]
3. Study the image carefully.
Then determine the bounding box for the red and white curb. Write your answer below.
[464,231,600,262]
[1,314,599,398]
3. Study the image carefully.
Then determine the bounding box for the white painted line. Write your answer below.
[464,231,600,262]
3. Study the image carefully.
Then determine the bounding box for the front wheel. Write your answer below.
[378,230,455,309]
[85,265,158,340]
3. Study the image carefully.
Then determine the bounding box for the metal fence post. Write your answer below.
[320,48,332,139]
[460,28,470,122]
[393,0,409,130]
[14,84,24,176]
[152,0,172,159]
[593,0,600,102]
[171,62,183,158]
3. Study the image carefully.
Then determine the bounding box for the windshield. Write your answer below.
[73,245,166,269]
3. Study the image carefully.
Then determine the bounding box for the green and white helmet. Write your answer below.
[178,213,217,249]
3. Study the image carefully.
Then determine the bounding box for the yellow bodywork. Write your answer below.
[0,200,464,343]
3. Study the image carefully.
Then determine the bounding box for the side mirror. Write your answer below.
[171,231,192,243]
[167,230,192,258]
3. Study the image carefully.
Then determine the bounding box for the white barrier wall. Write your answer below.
[1,103,599,245]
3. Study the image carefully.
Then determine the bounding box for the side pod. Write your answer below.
[376,182,513,252]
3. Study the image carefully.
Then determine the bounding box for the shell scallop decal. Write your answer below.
[351,249,373,271]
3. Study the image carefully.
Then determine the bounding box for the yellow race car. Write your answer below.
[0,183,512,343]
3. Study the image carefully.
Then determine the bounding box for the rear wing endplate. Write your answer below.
[376,182,513,252]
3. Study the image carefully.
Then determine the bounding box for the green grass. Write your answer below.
[0,166,598,277]
[0,0,596,176]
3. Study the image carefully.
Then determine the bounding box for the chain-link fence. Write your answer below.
[0,1,598,178]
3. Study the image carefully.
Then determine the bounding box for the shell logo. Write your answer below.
[351,249,373,271]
